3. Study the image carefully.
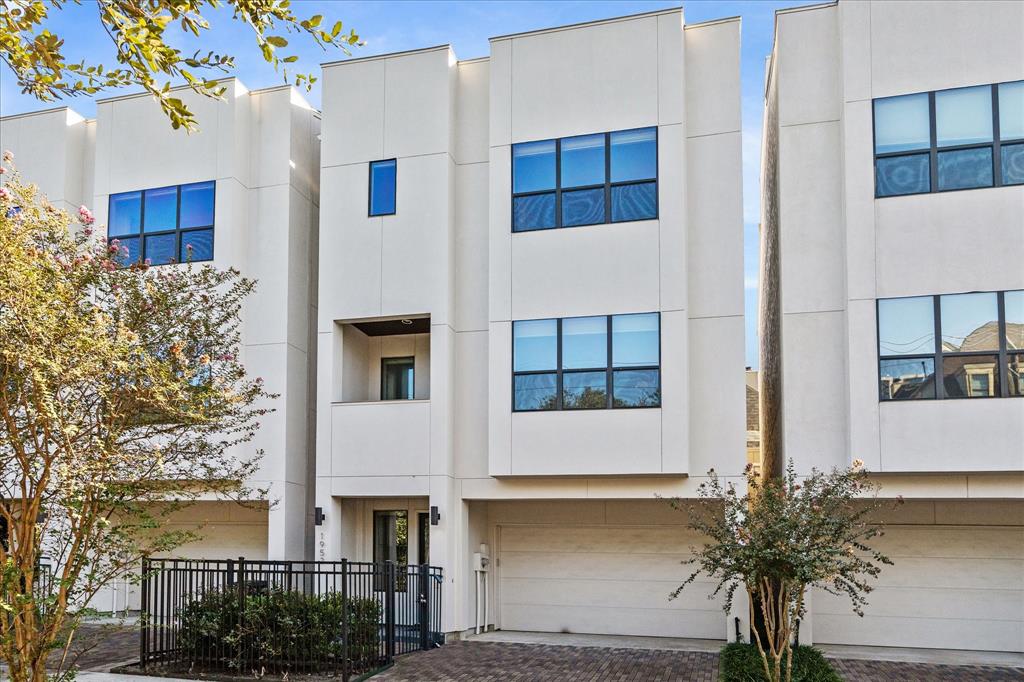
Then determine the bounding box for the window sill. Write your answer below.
[332,398,430,406]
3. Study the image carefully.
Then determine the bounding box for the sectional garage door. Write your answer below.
[497,524,725,639]
[813,524,1024,652]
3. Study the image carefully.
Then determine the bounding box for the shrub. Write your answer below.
[720,643,841,682]
[176,587,381,672]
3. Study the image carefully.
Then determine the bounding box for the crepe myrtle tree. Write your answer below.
[0,156,272,682]
[1,0,360,131]
[668,460,898,682]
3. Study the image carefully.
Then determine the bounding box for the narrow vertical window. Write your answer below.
[369,159,397,216]
[512,140,557,231]
[609,128,658,222]
[877,296,937,400]
[381,357,415,400]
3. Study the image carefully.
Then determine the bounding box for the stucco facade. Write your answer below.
[314,8,747,639]
[1,82,322,610]
[762,0,1023,652]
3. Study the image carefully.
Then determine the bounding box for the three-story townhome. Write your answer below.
[761,0,1023,653]
[315,7,747,639]
[1,80,321,609]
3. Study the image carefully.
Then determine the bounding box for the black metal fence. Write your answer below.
[140,557,443,680]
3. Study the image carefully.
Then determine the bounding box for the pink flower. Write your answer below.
[108,244,120,254]
[0,187,9,200]
[2,150,13,163]
[0,166,6,174]
[83,227,93,237]
[78,205,95,225]
[143,258,152,266]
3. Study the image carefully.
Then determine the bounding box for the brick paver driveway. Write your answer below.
[373,641,1024,682]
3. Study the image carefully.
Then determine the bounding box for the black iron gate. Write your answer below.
[139,557,443,680]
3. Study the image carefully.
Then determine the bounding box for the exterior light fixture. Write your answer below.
[401,319,413,325]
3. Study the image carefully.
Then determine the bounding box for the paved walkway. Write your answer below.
[373,640,1024,682]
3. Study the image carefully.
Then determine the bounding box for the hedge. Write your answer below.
[176,587,381,672]
[719,643,842,682]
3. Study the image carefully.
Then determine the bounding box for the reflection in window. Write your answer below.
[381,357,414,400]
[513,313,660,411]
[513,319,557,372]
[878,297,934,356]
[937,147,993,190]
[880,358,936,401]
[873,81,1023,196]
[1009,354,1024,397]
[878,290,1023,400]
[514,373,557,411]
[943,356,999,398]
[563,371,607,409]
[373,510,408,591]
[940,292,999,352]
[512,127,657,231]
[107,181,215,266]
[562,316,607,369]
[1005,290,1024,349]
[369,159,397,216]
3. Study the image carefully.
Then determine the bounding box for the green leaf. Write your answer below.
[331,21,342,37]
[265,36,288,48]
[307,14,322,28]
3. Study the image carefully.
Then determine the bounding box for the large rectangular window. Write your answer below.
[873,80,1024,197]
[877,290,1023,400]
[512,127,657,232]
[512,313,660,411]
[107,181,215,266]
[369,159,397,216]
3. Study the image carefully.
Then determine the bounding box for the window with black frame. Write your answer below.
[512,312,660,411]
[511,127,658,232]
[373,510,408,591]
[877,290,1024,400]
[107,181,215,265]
[873,80,1024,197]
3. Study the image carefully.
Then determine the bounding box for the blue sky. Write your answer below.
[0,0,819,368]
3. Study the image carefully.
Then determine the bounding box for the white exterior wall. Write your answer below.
[316,9,746,638]
[1,80,321,562]
[768,0,1024,651]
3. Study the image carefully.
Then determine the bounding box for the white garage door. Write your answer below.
[497,524,725,639]
[813,525,1024,652]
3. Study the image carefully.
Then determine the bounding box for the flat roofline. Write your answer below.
[775,1,837,18]
[684,15,741,30]
[0,105,84,123]
[489,5,681,42]
[322,44,451,69]
[458,55,489,66]
[95,76,244,105]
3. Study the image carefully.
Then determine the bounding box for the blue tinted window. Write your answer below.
[560,134,605,188]
[878,297,934,356]
[369,160,396,216]
[937,147,993,191]
[999,81,1024,140]
[144,233,177,265]
[875,154,930,197]
[111,236,140,266]
[179,181,215,228]
[562,316,607,369]
[513,319,557,372]
[108,191,142,236]
[513,193,556,231]
[180,229,214,263]
[514,373,557,411]
[612,313,659,367]
[562,188,604,227]
[935,85,992,147]
[513,140,556,193]
[610,128,657,182]
[880,358,936,400]
[874,94,930,153]
[563,371,607,409]
[1001,143,1024,185]
[612,369,660,407]
[144,186,178,232]
[611,182,657,222]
